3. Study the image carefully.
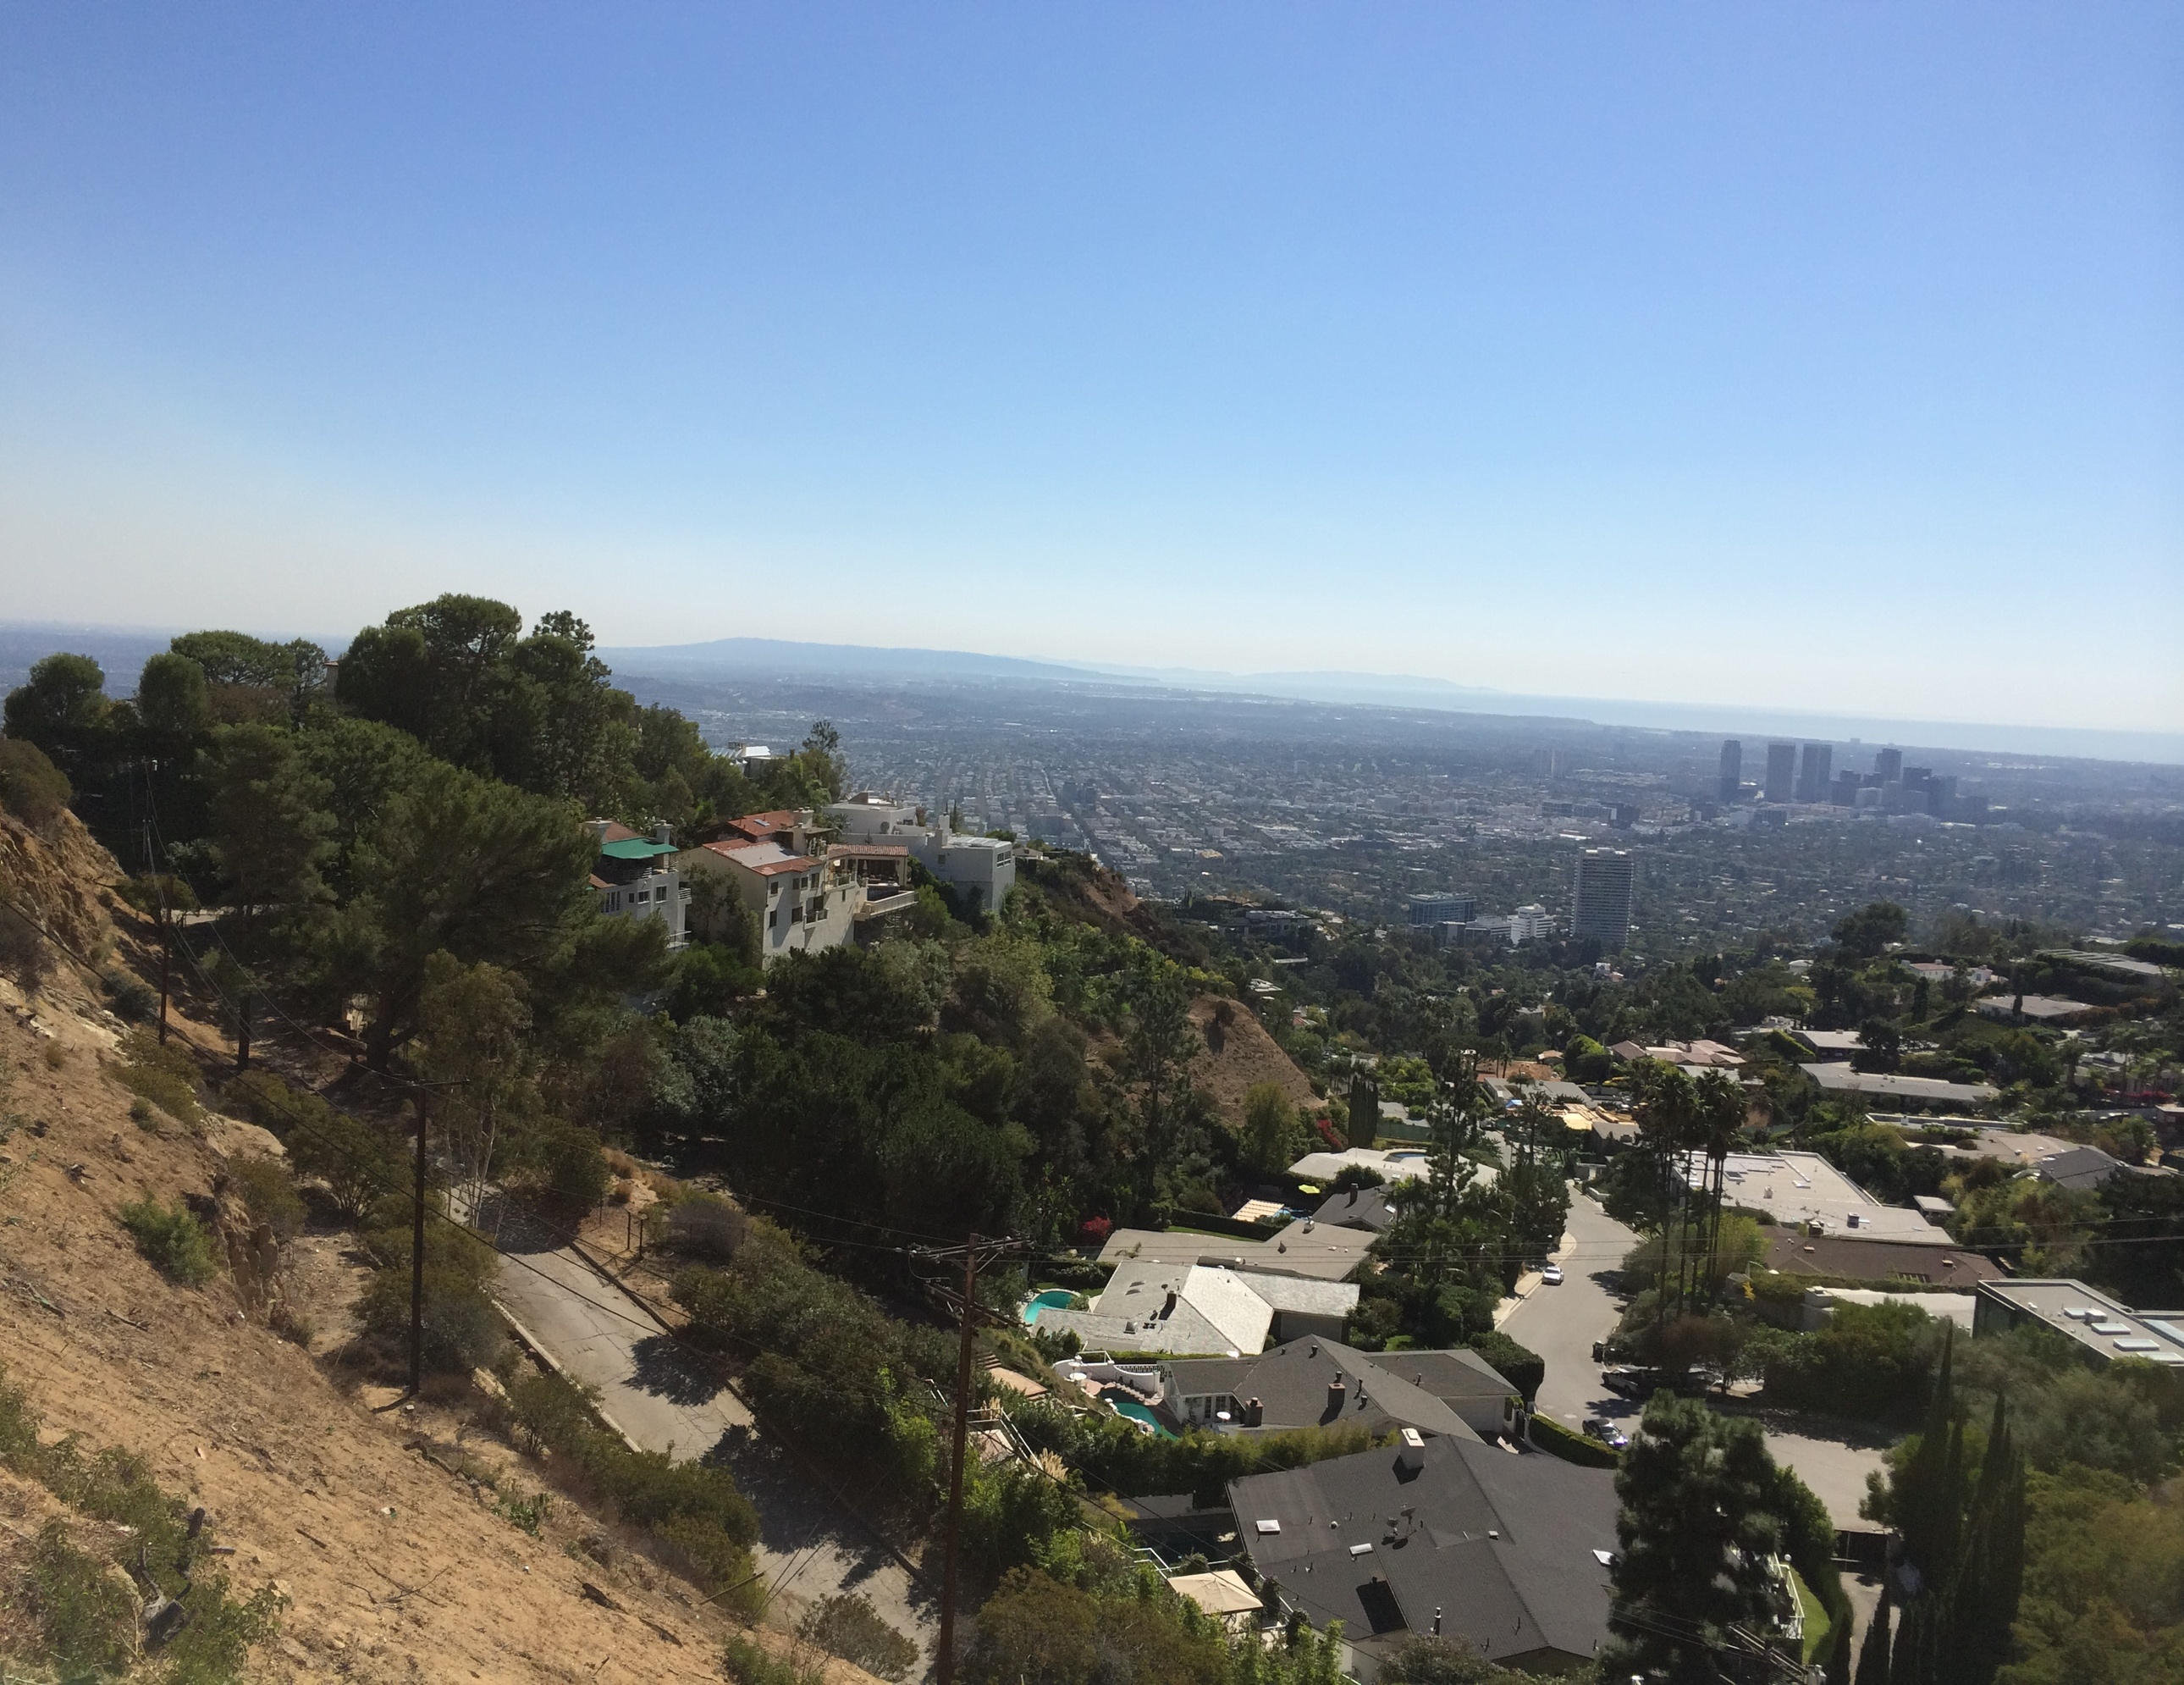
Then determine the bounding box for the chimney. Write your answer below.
[587,820,611,845]
[1161,1289,1177,1319]
[1327,1378,1348,1415]
[1347,1190,1358,1207]
[1397,1428,1425,1472]
[652,822,674,846]
[1247,1397,1263,1428]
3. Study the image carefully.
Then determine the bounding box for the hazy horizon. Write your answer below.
[7,615,2180,767]
[3,6,2178,733]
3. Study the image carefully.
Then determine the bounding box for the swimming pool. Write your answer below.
[1100,1388,1177,1439]
[1022,1288,1076,1324]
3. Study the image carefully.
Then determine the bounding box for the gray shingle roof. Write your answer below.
[1229,1434,1617,1669]
[1314,1186,1403,1234]
[2032,1146,2126,1191]
[1164,1339,1492,1441]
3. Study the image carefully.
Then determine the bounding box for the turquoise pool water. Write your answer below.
[1100,1389,1177,1439]
[1022,1288,1075,1323]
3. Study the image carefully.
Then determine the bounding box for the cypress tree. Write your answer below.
[1891,1590,1943,1685]
[1827,1609,1854,1685]
[1949,1395,2026,1685]
[1852,1588,1891,1685]
[1895,1329,1966,1591]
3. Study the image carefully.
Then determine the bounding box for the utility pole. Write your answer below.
[149,826,171,1047]
[410,1088,429,1396]
[914,1233,1029,1685]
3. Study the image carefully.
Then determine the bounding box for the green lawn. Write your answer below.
[1791,1566,1833,1664]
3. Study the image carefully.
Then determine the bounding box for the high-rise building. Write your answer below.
[1508,904,1553,944]
[1795,743,1834,803]
[1718,740,1742,804]
[1874,747,1904,783]
[1763,743,1797,804]
[1571,848,1635,947]
[1409,891,1477,929]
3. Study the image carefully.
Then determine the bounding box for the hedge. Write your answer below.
[1529,1413,1620,1468]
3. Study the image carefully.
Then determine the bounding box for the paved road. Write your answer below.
[1497,1187,1892,1531]
[1500,1187,1641,1429]
[492,1238,937,1652]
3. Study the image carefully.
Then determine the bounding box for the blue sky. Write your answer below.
[2,4,2177,732]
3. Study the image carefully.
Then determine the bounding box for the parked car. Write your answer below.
[1601,1367,1681,1400]
[1540,1264,1564,1285]
[1581,1417,1630,1450]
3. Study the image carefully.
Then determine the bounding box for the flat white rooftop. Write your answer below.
[1701,1150,1949,1245]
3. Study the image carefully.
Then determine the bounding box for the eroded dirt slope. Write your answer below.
[0,810,858,1682]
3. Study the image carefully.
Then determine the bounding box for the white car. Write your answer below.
[1541,1264,1564,1286]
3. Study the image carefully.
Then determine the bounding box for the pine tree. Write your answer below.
[1852,1588,1892,1685]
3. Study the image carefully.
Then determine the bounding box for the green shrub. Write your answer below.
[119,1197,219,1285]
[101,966,158,1022]
[505,1369,761,1611]
[29,1520,135,1674]
[0,738,71,828]
[670,1219,956,1494]
[533,1119,610,1213]
[359,1221,506,1373]
[1377,1632,1526,1683]
[798,1592,922,1682]
[113,1026,202,1128]
[1761,1300,1944,1422]
[163,1575,286,1684]
[1010,1403,1382,1504]
[227,1070,405,1219]
[659,1189,749,1261]
[0,1363,284,1677]
[724,1633,827,1685]
[226,1153,306,1242]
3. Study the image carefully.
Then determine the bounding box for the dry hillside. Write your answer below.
[0,808,874,1684]
[1184,996,1319,1125]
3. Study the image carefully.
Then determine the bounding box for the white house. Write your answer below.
[825,792,1018,916]
[587,821,687,947]
[676,836,858,964]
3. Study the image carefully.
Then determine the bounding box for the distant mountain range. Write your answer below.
[3,622,2177,766]
[593,635,1100,685]
[599,637,2184,765]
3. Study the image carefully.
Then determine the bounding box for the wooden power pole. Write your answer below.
[915,1233,1028,1685]
[410,1088,429,1396]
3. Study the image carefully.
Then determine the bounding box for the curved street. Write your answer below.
[1501,1185,1889,1533]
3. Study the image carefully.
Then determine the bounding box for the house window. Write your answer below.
[633,888,649,903]
[609,894,620,910]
